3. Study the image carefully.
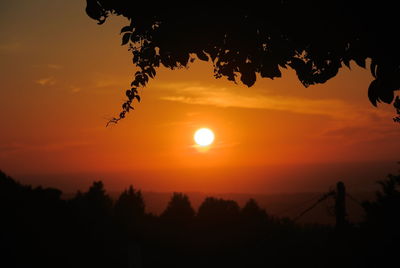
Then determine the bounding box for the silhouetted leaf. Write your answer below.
[354,57,366,68]
[120,25,132,34]
[370,60,377,78]
[343,58,350,69]
[85,0,107,25]
[241,71,256,87]
[122,32,131,45]
[379,89,394,104]
[196,51,209,61]
[260,64,281,79]
[131,80,139,87]
[394,96,400,110]
[130,33,140,43]
[368,79,379,106]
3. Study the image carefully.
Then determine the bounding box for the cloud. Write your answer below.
[36,77,56,86]
[155,82,398,146]
[0,141,91,155]
[92,74,129,88]
[0,143,25,154]
[32,64,63,70]
[321,122,400,143]
[157,83,380,120]
[191,140,239,150]
[47,64,62,69]
[0,42,22,53]
[70,86,81,93]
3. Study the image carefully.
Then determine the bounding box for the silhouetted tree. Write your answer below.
[114,185,145,225]
[68,181,118,267]
[241,198,270,224]
[360,171,400,265]
[0,170,22,209]
[68,181,113,240]
[363,173,400,230]
[161,192,195,224]
[85,1,400,123]
[0,171,69,267]
[4,169,400,267]
[112,186,145,266]
[84,181,113,216]
[197,197,240,223]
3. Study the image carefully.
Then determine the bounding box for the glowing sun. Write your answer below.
[194,128,215,147]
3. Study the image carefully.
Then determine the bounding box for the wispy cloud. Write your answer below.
[155,82,399,147]
[157,83,386,120]
[47,64,62,70]
[70,86,81,93]
[320,120,400,144]
[0,42,22,53]
[32,64,63,70]
[36,77,56,86]
[92,74,128,88]
[191,141,239,150]
[0,141,91,155]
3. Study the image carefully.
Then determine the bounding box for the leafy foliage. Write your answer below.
[85,1,400,124]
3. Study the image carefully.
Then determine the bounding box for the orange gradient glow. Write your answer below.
[0,1,400,194]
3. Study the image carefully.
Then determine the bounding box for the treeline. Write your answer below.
[0,170,399,268]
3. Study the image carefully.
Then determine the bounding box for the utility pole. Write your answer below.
[335,181,347,230]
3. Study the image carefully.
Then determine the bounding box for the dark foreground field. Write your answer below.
[1,171,399,268]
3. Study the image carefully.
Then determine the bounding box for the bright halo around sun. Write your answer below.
[194,128,215,147]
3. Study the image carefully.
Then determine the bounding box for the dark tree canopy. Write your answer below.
[85,1,400,123]
[161,192,195,223]
[241,198,270,223]
[197,197,240,222]
[2,170,400,267]
[114,186,145,223]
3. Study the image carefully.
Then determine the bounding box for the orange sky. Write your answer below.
[1,1,399,194]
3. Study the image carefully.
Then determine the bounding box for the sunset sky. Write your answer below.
[1,0,399,194]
